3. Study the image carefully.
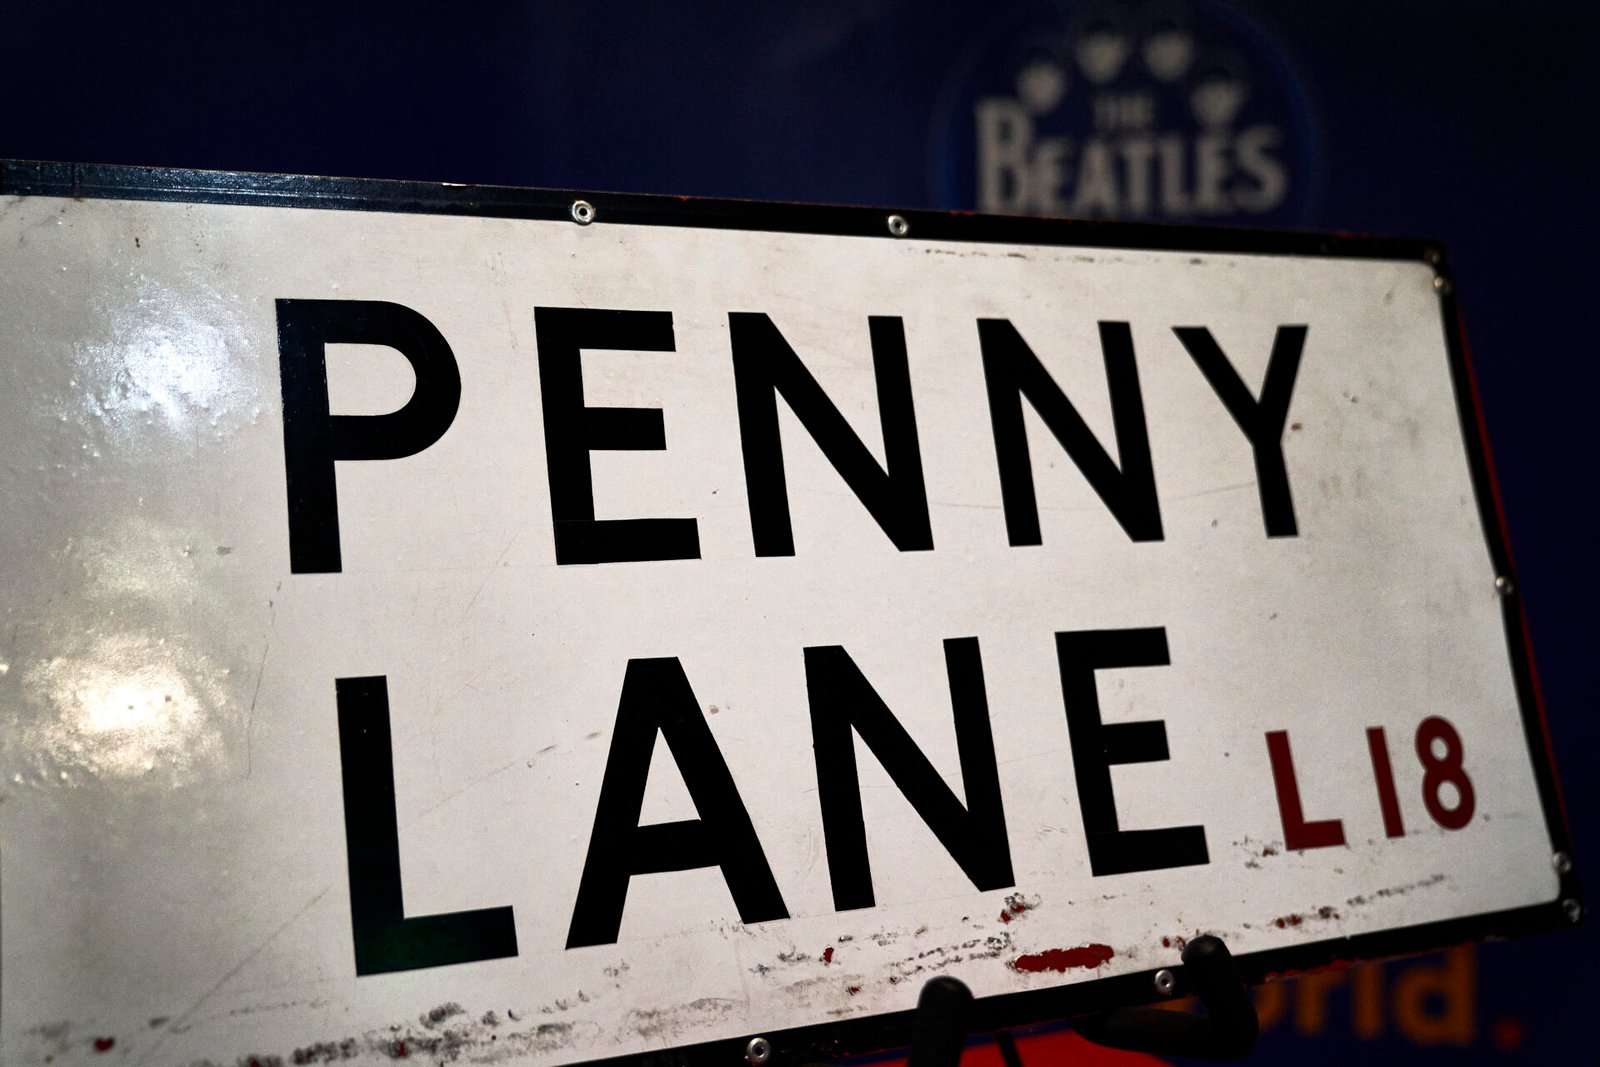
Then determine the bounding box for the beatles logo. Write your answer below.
[932,1,1319,225]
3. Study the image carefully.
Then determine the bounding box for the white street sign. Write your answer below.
[0,167,1573,1066]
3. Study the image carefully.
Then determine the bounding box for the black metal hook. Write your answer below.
[1073,935,1258,1061]
[902,934,1255,1067]
[905,975,975,1067]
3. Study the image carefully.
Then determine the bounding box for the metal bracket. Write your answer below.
[1072,936,1258,1060]
[903,935,1258,1067]
[906,975,973,1067]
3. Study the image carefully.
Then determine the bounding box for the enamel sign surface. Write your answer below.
[0,164,1575,1066]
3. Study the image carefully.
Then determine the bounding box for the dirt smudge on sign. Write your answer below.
[172,1009,601,1066]
[998,892,1039,924]
[890,931,1015,980]
[628,999,736,1040]
[1346,872,1448,908]
[756,924,935,977]
[420,1003,465,1029]
[1269,902,1346,931]
[1230,836,1284,866]
[289,1038,359,1062]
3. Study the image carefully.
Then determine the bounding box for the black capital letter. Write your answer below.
[1055,628,1209,876]
[805,638,1013,911]
[979,320,1163,545]
[277,300,462,574]
[730,313,933,555]
[566,658,788,948]
[1172,325,1308,537]
[535,307,701,564]
[336,676,518,975]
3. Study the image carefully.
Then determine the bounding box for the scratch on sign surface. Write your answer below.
[136,886,331,1066]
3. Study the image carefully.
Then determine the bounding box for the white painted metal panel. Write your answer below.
[0,185,1565,1065]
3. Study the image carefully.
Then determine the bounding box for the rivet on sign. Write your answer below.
[745,1036,772,1066]
[1494,575,1515,596]
[1554,852,1574,875]
[1432,275,1452,295]
[1153,969,1177,996]
[887,214,910,237]
[1563,898,1582,924]
[570,200,596,225]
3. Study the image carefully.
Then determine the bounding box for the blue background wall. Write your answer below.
[3,1,1594,1060]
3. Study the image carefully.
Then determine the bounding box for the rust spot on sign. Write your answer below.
[998,892,1038,923]
[821,946,835,964]
[93,1036,115,1052]
[1009,944,1115,973]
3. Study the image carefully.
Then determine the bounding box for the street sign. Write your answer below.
[0,162,1576,1066]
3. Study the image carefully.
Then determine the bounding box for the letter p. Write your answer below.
[276,299,461,573]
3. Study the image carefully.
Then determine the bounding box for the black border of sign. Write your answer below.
[0,160,1581,1067]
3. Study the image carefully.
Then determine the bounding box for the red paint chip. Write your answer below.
[93,1037,116,1052]
[1009,944,1115,973]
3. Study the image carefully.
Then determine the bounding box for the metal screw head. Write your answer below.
[570,200,596,225]
[886,214,910,237]
[1495,575,1515,596]
[1153,968,1177,996]
[1555,852,1574,875]
[1564,898,1583,924]
[1432,275,1452,296]
[745,1037,772,1066]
